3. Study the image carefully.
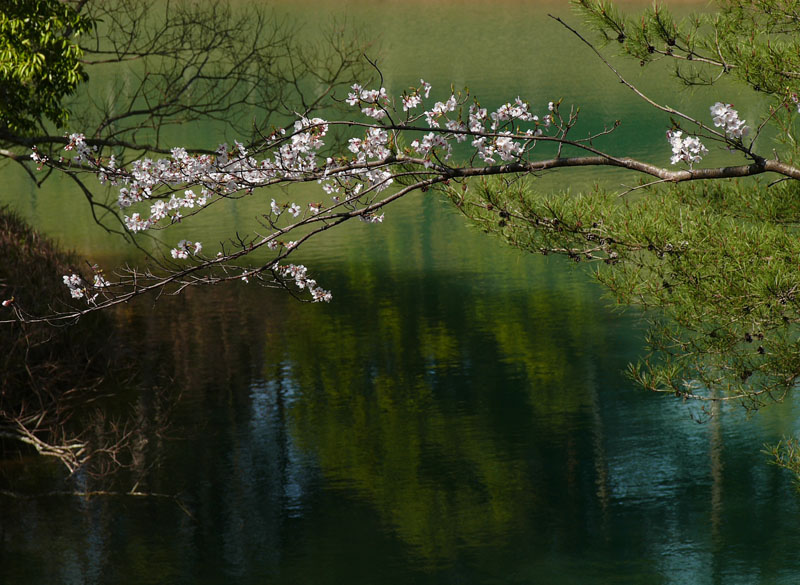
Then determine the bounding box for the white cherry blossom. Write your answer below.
[710,102,749,139]
[667,130,707,167]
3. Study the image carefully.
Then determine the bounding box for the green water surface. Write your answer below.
[2,2,799,584]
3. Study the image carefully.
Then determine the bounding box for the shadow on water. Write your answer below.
[0,206,175,487]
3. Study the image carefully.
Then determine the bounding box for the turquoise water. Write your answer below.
[3,1,800,583]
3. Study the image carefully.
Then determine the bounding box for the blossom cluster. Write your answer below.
[410,132,452,166]
[170,240,202,260]
[666,102,749,167]
[112,120,330,232]
[63,273,85,299]
[276,264,332,302]
[360,212,384,223]
[64,133,93,162]
[710,102,748,139]
[398,79,431,112]
[407,86,547,164]
[666,130,708,167]
[341,80,553,167]
[62,273,108,303]
[30,134,94,169]
[50,81,558,242]
[489,98,540,130]
[347,84,390,120]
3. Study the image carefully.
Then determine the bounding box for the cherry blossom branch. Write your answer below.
[5,76,798,324]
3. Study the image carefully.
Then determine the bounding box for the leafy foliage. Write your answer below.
[0,0,92,134]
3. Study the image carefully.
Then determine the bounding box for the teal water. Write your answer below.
[3,1,800,584]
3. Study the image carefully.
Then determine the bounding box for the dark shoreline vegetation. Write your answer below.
[0,202,271,493]
[0,205,153,482]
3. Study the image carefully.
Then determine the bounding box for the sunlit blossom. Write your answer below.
[402,93,422,111]
[710,102,749,139]
[420,79,432,98]
[667,130,707,167]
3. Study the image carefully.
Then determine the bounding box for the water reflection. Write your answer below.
[209,204,800,577]
[3,1,800,583]
[3,196,800,583]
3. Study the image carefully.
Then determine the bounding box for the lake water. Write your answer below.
[3,1,800,584]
